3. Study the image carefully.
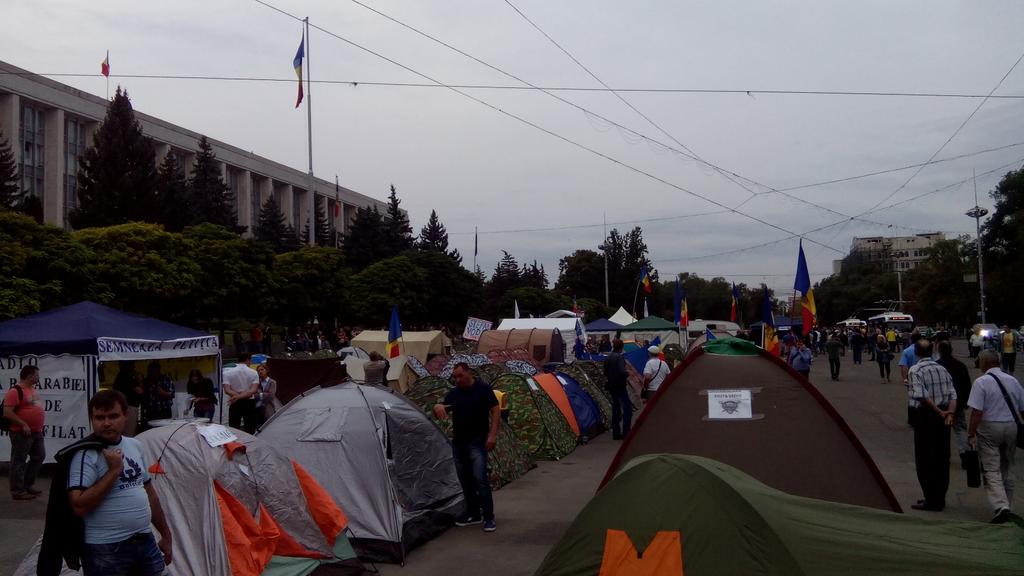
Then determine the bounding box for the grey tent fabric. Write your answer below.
[258,382,463,563]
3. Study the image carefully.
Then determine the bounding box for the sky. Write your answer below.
[3,0,1023,299]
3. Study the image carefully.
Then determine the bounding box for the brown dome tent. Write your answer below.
[601,337,901,512]
[477,328,565,363]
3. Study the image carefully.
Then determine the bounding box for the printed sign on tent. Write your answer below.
[707,389,753,420]
[0,355,95,463]
[462,317,493,341]
[97,336,220,361]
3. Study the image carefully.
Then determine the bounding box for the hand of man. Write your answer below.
[432,404,448,420]
[486,435,497,451]
[102,448,124,473]
[158,536,173,565]
[20,427,31,436]
[943,412,954,426]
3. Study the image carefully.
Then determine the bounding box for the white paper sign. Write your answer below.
[462,317,493,342]
[197,423,237,448]
[0,355,95,463]
[97,336,220,361]
[707,389,753,420]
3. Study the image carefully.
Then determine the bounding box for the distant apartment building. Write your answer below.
[832,233,945,274]
[0,59,388,234]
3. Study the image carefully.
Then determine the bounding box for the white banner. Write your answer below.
[1,355,96,463]
[97,336,220,361]
[463,317,493,342]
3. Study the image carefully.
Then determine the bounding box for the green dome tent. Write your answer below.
[536,454,1024,576]
[491,373,578,460]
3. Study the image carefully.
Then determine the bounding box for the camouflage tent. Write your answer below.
[557,363,612,429]
[491,373,578,460]
[403,376,534,489]
[474,363,508,384]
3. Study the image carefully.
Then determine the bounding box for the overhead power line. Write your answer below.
[250,0,847,254]
[5,71,1024,99]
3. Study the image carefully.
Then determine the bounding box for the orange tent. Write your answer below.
[534,373,580,436]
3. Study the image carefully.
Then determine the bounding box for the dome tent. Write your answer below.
[537,454,1024,576]
[491,373,577,460]
[257,382,463,563]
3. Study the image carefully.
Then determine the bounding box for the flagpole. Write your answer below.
[305,17,315,247]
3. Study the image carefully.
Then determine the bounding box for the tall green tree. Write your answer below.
[813,256,897,325]
[69,88,158,229]
[302,196,334,247]
[348,255,425,326]
[0,128,22,211]
[981,167,1024,323]
[188,135,239,232]
[403,250,482,326]
[385,184,413,255]
[601,227,655,308]
[520,260,548,289]
[556,250,605,302]
[154,152,190,232]
[255,195,298,253]
[273,247,350,327]
[417,209,461,263]
[343,205,389,271]
[903,238,975,327]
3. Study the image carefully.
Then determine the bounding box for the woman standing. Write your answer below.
[875,335,892,383]
[142,361,175,428]
[187,368,216,420]
[252,364,282,431]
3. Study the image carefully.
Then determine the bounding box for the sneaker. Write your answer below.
[12,492,36,501]
[991,508,1013,524]
[454,515,482,527]
[483,519,497,533]
[25,487,43,496]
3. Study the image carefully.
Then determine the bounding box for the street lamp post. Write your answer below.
[966,171,988,325]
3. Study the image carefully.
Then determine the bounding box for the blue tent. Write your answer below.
[0,301,211,356]
[624,336,661,372]
[555,372,603,438]
[584,318,622,332]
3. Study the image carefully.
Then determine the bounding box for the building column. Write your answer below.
[279,183,295,229]
[153,142,170,165]
[0,93,20,168]
[43,108,65,226]
[236,168,252,235]
[296,188,310,239]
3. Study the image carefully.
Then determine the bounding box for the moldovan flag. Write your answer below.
[101,51,110,77]
[761,284,780,356]
[293,34,305,108]
[730,282,740,322]
[386,306,402,358]
[674,279,689,328]
[793,239,817,336]
[639,266,653,294]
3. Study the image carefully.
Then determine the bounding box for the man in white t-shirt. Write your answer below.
[967,350,1024,523]
[642,346,670,401]
[223,352,260,433]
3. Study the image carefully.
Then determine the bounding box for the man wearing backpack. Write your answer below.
[4,365,45,501]
[603,339,632,440]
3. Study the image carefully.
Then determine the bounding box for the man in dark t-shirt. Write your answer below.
[434,362,500,532]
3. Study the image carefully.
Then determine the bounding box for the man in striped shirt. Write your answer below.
[907,339,958,511]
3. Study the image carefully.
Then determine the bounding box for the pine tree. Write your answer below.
[489,251,521,296]
[521,260,548,289]
[302,196,333,247]
[385,184,413,255]
[256,195,295,253]
[69,87,159,229]
[417,209,461,263]
[189,135,239,232]
[154,152,190,232]
[343,205,389,270]
[0,128,21,211]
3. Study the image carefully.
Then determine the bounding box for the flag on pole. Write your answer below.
[293,34,305,108]
[674,280,689,328]
[706,328,717,341]
[334,176,341,218]
[730,282,740,323]
[386,306,402,358]
[639,266,653,294]
[474,228,478,258]
[514,300,520,319]
[793,239,817,336]
[101,51,110,77]
[761,284,780,356]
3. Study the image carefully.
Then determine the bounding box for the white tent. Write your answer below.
[608,306,637,326]
[350,330,445,363]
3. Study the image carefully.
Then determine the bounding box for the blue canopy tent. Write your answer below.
[584,318,622,333]
[554,371,603,438]
[0,302,222,462]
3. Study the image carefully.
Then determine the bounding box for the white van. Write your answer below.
[686,319,741,339]
[836,318,867,329]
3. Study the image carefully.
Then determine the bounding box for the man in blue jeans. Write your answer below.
[603,339,632,440]
[434,362,500,533]
[68,390,173,575]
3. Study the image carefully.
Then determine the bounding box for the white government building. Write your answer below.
[832,233,946,274]
[0,59,388,234]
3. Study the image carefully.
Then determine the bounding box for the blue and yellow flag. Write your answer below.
[793,239,817,336]
[639,266,652,294]
[293,34,305,108]
[386,306,402,358]
[761,284,780,356]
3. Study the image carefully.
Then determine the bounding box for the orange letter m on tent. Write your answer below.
[599,529,683,576]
